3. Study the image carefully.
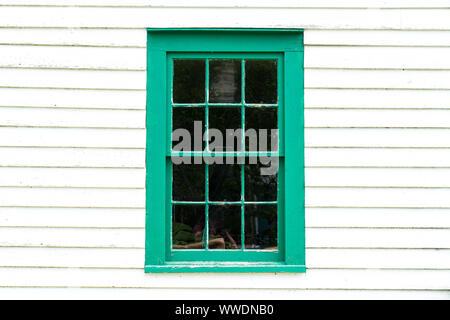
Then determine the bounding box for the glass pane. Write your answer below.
[245,59,277,104]
[209,164,241,202]
[245,163,277,202]
[209,59,242,103]
[172,205,205,249]
[208,107,241,152]
[172,163,205,201]
[245,205,277,250]
[173,59,205,103]
[209,205,241,249]
[172,107,205,151]
[245,108,278,151]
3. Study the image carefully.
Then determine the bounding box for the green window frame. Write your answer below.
[145,29,305,273]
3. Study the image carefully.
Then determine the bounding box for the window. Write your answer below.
[145,29,305,272]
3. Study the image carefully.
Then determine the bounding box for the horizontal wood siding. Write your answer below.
[0,1,449,299]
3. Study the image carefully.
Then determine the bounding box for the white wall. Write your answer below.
[0,0,449,299]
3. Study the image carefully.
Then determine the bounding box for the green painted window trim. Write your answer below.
[145,29,305,273]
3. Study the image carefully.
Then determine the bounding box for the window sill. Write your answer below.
[145,262,306,273]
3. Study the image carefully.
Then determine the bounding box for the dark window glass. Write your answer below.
[172,205,205,249]
[245,108,278,151]
[209,164,241,202]
[172,107,205,151]
[245,163,277,202]
[245,59,277,104]
[172,164,205,201]
[245,205,277,250]
[209,107,241,152]
[209,205,241,249]
[173,59,205,103]
[209,60,241,103]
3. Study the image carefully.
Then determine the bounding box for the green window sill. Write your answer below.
[145,262,306,273]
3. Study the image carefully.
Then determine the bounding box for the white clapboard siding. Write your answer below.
[306,129,450,148]
[0,45,145,70]
[306,148,450,168]
[306,69,450,90]
[306,109,450,128]
[0,128,145,148]
[306,89,450,109]
[0,147,145,168]
[0,167,145,188]
[0,88,146,110]
[0,68,145,90]
[0,107,145,128]
[0,7,449,30]
[0,187,145,208]
[0,28,147,47]
[305,30,450,46]
[305,47,450,69]
[0,268,448,290]
[307,188,450,208]
[0,227,448,249]
[306,168,450,187]
[1,247,450,270]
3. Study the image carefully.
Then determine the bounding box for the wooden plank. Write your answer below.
[0,208,144,228]
[306,168,450,187]
[0,227,447,249]
[0,88,145,110]
[0,188,145,208]
[305,30,450,46]
[0,45,145,70]
[307,187,450,208]
[306,109,450,128]
[0,68,145,90]
[306,147,450,167]
[0,127,145,148]
[0,167,144,188]
[0,107,144,128]
[306,89,450,109]
[306,69,450,89]
[0,267,447,290]
[0,7,449,30]
[306,208,450,228]
[0,28,146,47]
[0,147,145,168]
[306,46,450,69]
[306,128,450,148]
